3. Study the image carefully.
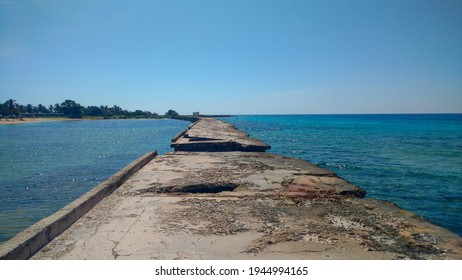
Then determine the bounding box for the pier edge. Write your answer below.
[0,151,157,260]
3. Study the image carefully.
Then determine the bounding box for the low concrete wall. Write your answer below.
[0,151,158,260]
[171,129,187,143]
[170,119,202,143]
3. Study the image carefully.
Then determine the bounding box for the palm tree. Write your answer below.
[4,99,18,116]
[59,100,82,118]
[37,104,48,114]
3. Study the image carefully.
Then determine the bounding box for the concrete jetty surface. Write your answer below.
[171,118,271,152]
[2,118,461,259]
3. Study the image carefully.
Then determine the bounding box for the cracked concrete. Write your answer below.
[27,118,462,259]
[171,118,271,152]
[32,151,462,259]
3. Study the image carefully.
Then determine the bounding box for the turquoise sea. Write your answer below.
[0,119,190,243]
[0,114,461,243]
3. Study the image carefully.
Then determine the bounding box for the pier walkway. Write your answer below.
[2,118,461,259]
[171,118,270,152]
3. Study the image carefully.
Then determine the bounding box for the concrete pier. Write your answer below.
[2,118,461,259]
[171,118,271,152]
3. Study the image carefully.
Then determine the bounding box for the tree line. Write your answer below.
[0,99,179,119]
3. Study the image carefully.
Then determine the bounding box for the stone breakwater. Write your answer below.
[2,118,461,259]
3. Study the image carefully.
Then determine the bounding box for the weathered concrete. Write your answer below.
[171,118,271,152]
[0,151,157,260]
[32,151,462,260]
[7,117,462,259]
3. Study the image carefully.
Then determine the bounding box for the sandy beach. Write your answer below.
[0,117,78,125]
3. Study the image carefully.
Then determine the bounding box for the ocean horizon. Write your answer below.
[0,114,461,243]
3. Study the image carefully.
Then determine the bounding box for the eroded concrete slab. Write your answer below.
[122,152,364,198]
[171,118,271,152]
[33,152,462,260]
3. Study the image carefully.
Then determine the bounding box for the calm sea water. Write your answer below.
[0,119,189,243]
[0,115,461,243]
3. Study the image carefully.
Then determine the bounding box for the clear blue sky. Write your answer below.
[1,0,461,114]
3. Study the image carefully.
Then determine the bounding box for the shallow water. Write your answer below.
[0,119,189,243]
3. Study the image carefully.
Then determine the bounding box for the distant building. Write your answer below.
[193,112,200,117]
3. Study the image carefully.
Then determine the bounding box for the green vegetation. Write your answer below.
[165,109,179,118]
[0,99,180,119]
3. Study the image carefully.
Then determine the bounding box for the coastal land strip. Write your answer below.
[1,118,461,259]
[0,117,80,125]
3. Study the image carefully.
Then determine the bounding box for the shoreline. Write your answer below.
[0,117,79,125]
[0,116,227,125]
